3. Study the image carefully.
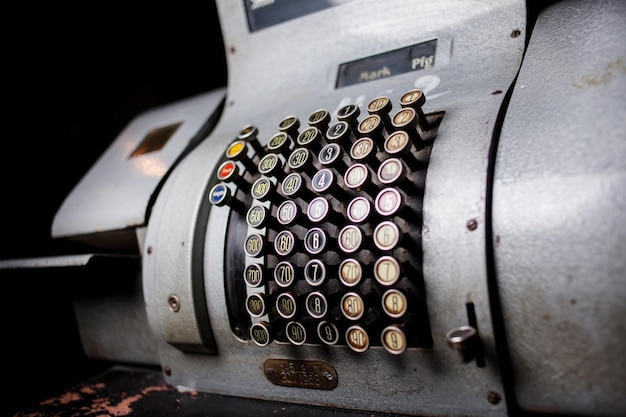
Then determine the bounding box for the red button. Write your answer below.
[218,161,235,180]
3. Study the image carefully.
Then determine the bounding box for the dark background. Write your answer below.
[2,4,228,261]
[3,4,227,415]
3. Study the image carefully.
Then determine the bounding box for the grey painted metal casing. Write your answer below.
[52,89,226,250]
[143,1,526,416]
[492,1,626,415]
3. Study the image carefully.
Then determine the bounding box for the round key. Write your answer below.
[341,292,365,320]
[377,157,418,193]
[311,168,334,194]
[244,233,265,258]
[246,205,271,229]
[307,196,332,223]
[208,183,230,206]
[336,103,361,131]
[257,153,285,179]
[244,264,264,288]
[208,183,241,211]
[338,258,362,287]
[287,147,316,177]
[374,187,404,217]
[374,255,401,286]
[350,137,381,168]
[278,115,301,138]
[311,168,349,200]
[346,196,372,224]
[305,291,328,319]
[216,160,251,193]
[317,321,340,345]
[267,132,293,157]
[296,126,323,152]
[391,108,423,146]
[236,124,263,154]
[246,293,268,317]
[382,288,408,318]
[280,172,313,200]
[304,227,328,255]
[357,114,385,143]
[384,130,421,167]
[226,140,256,173]
[326,121,351,149]
[399,88,430,130]
[338,224,363,254]
[274,230,297,257]
[318,143,348,171]
[381,325,407,355]
[274,261,296,288]
[367,95,393,130]
[307,108,331,131]
[346,325,369,352]
[276,292,297,319]
[250,177,278,202]
[250,321,273,346]
[276,200,300,227]
[285,321,307,345]
[344,163,376,195]
[373,220,401,251]
[304,259,327,286]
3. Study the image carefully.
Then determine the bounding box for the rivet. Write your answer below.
[168,294,181,312]
[487,391,501,404]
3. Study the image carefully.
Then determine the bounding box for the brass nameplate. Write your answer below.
[263,358,338,390]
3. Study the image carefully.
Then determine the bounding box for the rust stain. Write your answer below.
[573,57,625,89]
[25,383,174,417]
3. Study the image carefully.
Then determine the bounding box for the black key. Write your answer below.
[318,143,348,172]
[336,103,361,132]
[246,293,269,318]
[278,115,301,138]
[275,292,298,319]
[305,291,329,319]
[303,259,328,286]
[276,200,301,227]
[311,168,350,200]
[250,176,279,202]
[267,132,293,157]
[237,124,264,155]
[250,321,273,346]
[296,126,324,153]
[307,108,331,132]
[280,172,314,201]
[243,263,264,288]
[273,261,296,288]
[257,153,286,180]
[285,321,307,346]
[273,230,298,257]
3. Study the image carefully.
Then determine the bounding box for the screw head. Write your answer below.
[168,294,180,312]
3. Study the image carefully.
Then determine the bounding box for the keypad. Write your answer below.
[210,89,442,353]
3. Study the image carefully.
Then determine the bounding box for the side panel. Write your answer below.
[492,1,626,415]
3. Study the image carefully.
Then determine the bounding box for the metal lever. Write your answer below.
[446,325,478,363]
